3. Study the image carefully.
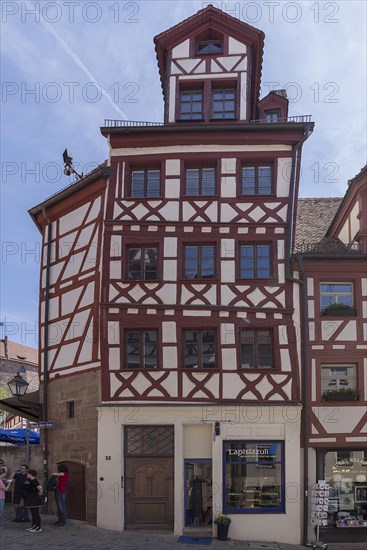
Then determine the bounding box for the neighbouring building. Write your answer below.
[294,165,367,544]
[27,5,366,545]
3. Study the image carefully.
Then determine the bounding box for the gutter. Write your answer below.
[284,122,313,546]
[41,204,52,512]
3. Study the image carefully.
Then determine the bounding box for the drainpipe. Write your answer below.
[41,205,52,511]
[285,123,313,545]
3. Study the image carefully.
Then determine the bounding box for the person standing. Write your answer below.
[24,469,44,533]
[0,471,8,530]
[8,463,29,520]
[0,459,8,476]
[52,464,69,526]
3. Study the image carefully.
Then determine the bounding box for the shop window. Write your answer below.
[223,441,285,513]
[240,330,273,369]
[320,283,355,315]
[239,244,272,279]
[184,244,215,279]
[183,330,216,368]
[125,330,158,369]
[185,166,216,196]
[130,169,160,198]
[241,165,273,195]
[126,246,158,280]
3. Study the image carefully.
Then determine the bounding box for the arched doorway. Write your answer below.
[58,461,86,521]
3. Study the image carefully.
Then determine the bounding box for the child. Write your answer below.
[24,469,44,533]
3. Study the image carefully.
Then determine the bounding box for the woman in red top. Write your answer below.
[52,464,69,526]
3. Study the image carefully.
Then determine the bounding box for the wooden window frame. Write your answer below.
[125,329,158,370]
[184,165,217,196]
[183,243,216,280]
[240,329,274,370]
[239,243,272,279]
[126,245,159,281]
[129,167,161,198]
[211,85,237,120]
[182,329,217,369]
[240,164,273,195]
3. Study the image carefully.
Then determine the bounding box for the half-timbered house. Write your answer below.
[96,6,313,543]
[29,163,111,524]
[295,165,367,543]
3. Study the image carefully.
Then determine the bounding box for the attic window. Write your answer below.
[197,35,222,54]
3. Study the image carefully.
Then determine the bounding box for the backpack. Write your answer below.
[15,505,30,522]
[46,475,59,491]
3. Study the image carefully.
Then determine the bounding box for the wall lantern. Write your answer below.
[214,421,220,436]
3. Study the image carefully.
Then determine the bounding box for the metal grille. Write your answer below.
[125,426,174,457]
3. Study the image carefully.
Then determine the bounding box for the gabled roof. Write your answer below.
[326,164,367,238]
[154,4,264,118]
[295,198,343,248]
[29,162,111,231]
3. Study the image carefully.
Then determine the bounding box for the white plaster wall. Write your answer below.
[337,219,349,244]
[169,76,176,123]
[277,158,292,197]
[97,405,302,543]
[228,37,247,54]
[172,39,190,59]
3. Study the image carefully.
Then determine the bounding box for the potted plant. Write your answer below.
[321,303,356,316]
[322,387,360,402]
[214,513,231,540]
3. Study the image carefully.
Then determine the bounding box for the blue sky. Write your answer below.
[1,0,366,348]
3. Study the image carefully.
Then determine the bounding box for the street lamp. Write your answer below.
[7,372,30,398]
[7,370,32,465]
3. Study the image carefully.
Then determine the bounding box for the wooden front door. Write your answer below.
[61,461,86,521]
[125,457,174,528]
[124,425,174,529]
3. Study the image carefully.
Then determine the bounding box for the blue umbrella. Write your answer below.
[0,428,40,446]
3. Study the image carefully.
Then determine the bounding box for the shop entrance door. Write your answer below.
[184,460,212,527]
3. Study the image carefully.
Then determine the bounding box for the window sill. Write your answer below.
[126,196,163,201]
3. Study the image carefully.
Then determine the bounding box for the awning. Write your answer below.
[0,390,41,421]
[0,428,40,446]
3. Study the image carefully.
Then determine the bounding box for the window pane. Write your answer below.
[201,245,215,278]
[186,169,200,195]
[184,246,199,278]
[184,331,198,368]
[126,332,140,368]
[144,247,158,279]
[144,331,157,368]
[202,331,216,368]
[202,168,215,195]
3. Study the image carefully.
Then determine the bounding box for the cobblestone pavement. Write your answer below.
[1,506,366,550]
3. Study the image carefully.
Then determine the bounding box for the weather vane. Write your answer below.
[63,149,83,180]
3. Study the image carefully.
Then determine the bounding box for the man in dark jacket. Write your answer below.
[8,464,29,520]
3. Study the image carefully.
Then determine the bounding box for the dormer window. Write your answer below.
[265,110,281,122]
[197,35,222,54]
[212,86,236,119]
[179,89,203,120]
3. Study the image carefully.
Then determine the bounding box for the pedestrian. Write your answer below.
[52,464,69,526]
[0,459,8,476]
[24,469,44,533]
[0,471,8,530]
[8,463,29,520]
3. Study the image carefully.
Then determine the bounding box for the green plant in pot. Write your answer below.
[322,387,360,401]
[214,513,231,540]
[321,302,355,316]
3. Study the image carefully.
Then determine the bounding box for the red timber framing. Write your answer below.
[299,164,367,449]
[29,167,110,381]
[99,121,313,405]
